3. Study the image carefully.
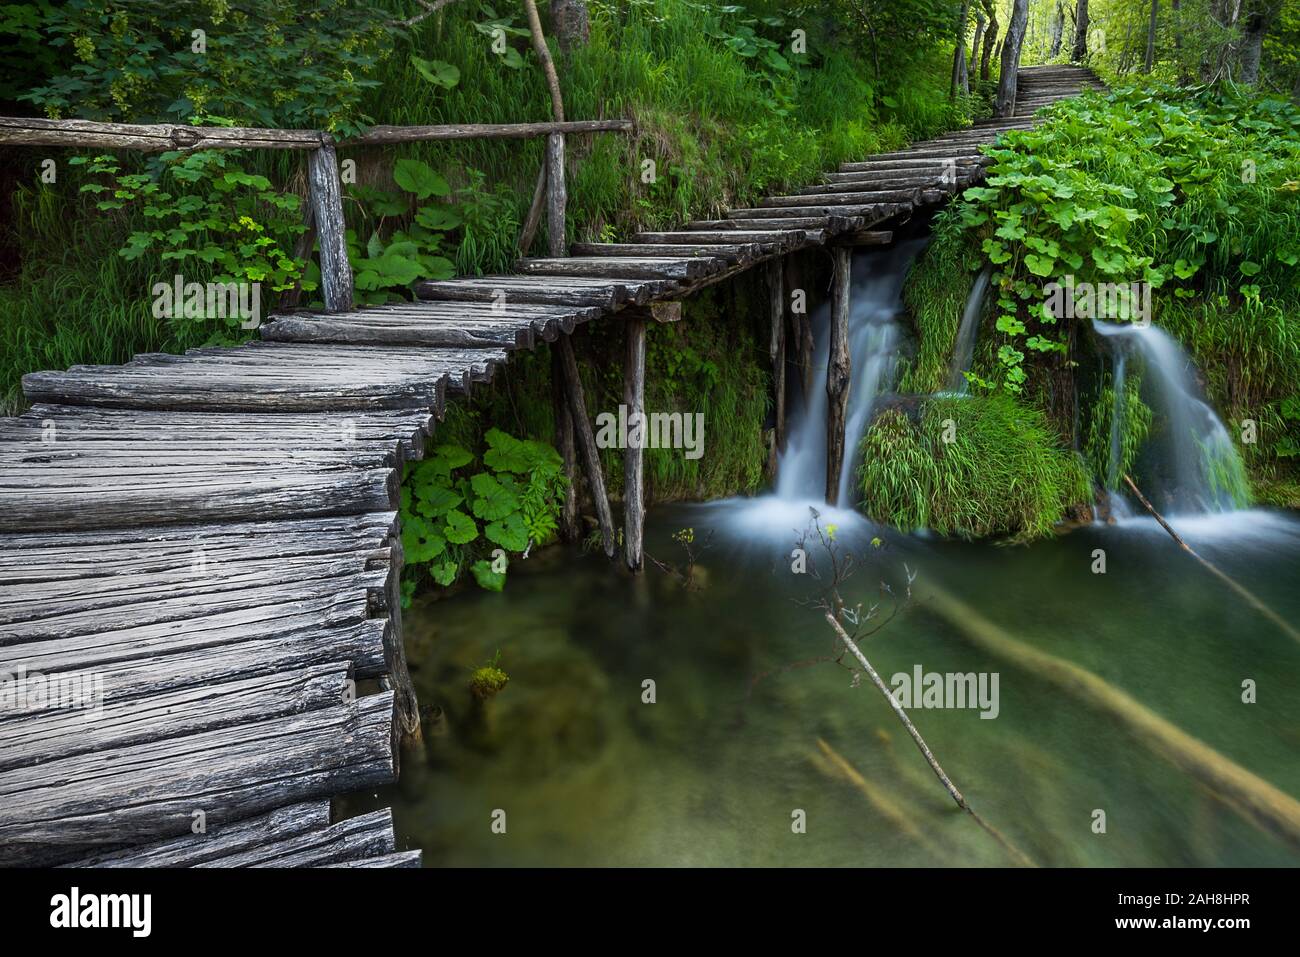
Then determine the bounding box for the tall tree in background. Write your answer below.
[972,9,988,72]
[996,0,1029,115]
[981,0,1000,79]
[952,0,972,96]
[1049,1,1067,57]
[1072,0,1091,61]
[1146,0,1160,72]
[1239,1,1286,84]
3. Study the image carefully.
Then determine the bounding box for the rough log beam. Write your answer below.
[556,336,616,557]
[766,259,786,480]
[623,309,647,572]
[826,247,852,505]
[307,143,354,313]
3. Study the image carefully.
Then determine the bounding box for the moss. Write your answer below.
[469,653,510,701]
[856,394,1092,542]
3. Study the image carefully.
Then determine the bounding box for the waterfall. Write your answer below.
[946,265,992,394]
[1103,351,1133,519]
[775,240,925,508]
[1094,321,1248,515]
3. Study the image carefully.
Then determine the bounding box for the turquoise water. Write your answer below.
[350,505,1300,867]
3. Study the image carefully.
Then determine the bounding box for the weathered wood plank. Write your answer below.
[826,247,851,505]
[65,802,333,868]
[199,808,395,867]
[0,691,396,849]
[623,309,646,572]
[0,664,353,772]
[516,256,718,281]
[324,849,422,868]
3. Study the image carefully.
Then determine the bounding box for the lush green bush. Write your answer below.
[856,394,1092,541]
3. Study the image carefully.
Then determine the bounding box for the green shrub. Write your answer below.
[857,394,1091,541]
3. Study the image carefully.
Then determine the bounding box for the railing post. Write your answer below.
[307,138,354,312]
[546,132,567,258]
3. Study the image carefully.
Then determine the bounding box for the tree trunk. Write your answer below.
[1238,5,1278,86]
[549,0,590,52]
[971,15,987,74]
[1072,0,1090,62]
[825,249,851,506]
[951,1,972,98]
[981,4,999,81]
[995,0,1029,118]
[1049,2,1065,57]
[1145,0,1159,73]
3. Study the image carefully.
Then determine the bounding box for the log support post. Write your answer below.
[787,254,813,405]
[307,140,353,312]
[383,532,422,750]
[552,349,580,541]
[546,132,567,258]
[557,334,616,557]
[826,247,852,505]
[766,258,786,480]
[623,309,647,571]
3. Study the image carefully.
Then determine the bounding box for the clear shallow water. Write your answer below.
[351,506,1300,867]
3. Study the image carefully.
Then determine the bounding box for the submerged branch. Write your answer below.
[1123,474,1300,646]
[822,609,1035,867]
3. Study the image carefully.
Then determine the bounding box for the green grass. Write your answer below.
[857,394,1092,542]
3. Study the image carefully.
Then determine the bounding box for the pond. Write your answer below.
[348,503,1300,867]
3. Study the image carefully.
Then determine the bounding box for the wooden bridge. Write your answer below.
[0,66,1100,867]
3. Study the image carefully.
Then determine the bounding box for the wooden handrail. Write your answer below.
[0,116,632,152]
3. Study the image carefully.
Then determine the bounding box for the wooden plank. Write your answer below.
[65,802,333,868]
[0,618,389,709]
[726,203,907,221]
[759,187,921,207]
[324,849,422,868]
[516,256,717,281]
[634,229,808,246]
[417,277,622,308]
[0,664,353,773]
[0,407,431,460]
[201,808,395,867]
[766,258,786,480]
[0,691,396,849]
[570,242,770,263]
[262,315,534,350]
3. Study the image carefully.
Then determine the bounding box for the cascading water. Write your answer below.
[945,265,992,394]
[775,239,926,508]
[1103,350,1133,519]
[1094,321,1248,515]
[697,240,924,542]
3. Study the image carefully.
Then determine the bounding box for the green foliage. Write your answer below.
[1083,368,1154,489]
[468,649,510,700]
[400,428,567,599]
[857,395,1092,541]
[69,149,308,336]
[953,82,1300,393]
[22,0,391,132]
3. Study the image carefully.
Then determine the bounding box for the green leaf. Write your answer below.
[1239,260,1262,277]
[442,508,479,545]
[393,158,451,200]
[470,472,521,521]
[470,559,506,592]
[415,205,463,231]
[411,56,460,90]
[429,561,458,586]
[485,511,529,551]
[1024,254,1056,277]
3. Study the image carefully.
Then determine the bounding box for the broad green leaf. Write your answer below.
[393,158,451,199]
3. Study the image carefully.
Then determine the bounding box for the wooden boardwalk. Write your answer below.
[0,66,1100,867]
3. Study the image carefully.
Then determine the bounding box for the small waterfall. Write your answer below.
[775,240,925,507]
[1094,321,1248,515]
[1103,351,1133,518]
[946,265,992,394]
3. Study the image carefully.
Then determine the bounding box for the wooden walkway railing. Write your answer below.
[0,66,1102,868]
